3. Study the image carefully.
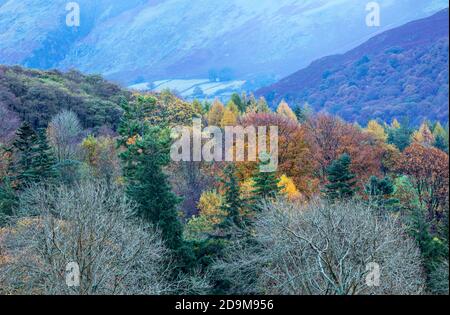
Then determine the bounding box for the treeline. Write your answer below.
[0,89,448,295]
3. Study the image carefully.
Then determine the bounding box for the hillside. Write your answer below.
[0,65,130,134]
[0,0,448,87]
[256,9,449,125]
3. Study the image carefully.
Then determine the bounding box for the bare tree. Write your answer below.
[0,181,209,295]
[214,199,426,295]
[46,110,82,162]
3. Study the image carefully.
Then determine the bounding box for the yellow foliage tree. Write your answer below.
[221,108,238,127]
[207,100,225,126]
[278,174,301,201]
[277,100,298,122]
[185,190,226,240]
[412,123,435,147]
[391,118,401,129]
[226,100,240,116]
[365,120,387,143]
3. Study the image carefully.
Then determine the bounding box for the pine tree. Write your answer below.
[324,153,357,201]
[219,165,244,230]
[364,176,399,211]
[252,158,280,202]
[27,130,58,183]
[231,93,246,113]
[122,128,183,251]
[12,122,38,186]
[388,120,412,151]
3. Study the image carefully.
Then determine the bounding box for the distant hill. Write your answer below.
[1,0,448,86]
[256,9,449,125]
[0,65,130,131]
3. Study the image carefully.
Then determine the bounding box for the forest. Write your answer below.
[0,66,449,295]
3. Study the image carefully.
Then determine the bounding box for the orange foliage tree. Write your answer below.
[238,112,317,197]
[304,114,385,186]
[395,143,449,219]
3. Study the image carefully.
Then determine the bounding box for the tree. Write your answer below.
[365,120,387,143]
[239,112,316,197]
[122,129,183,251]
[293,102,313,123]
[46,110,82,162]
[324,153,357,201]
[80,135,120,184]
[118,100,184,252]
[207,100,225,126]
[185,190,226,240]
[433,122,449,153]
[27,130,58,183]
[251,158,280,202]
[0,181,210,295]
[221,108,237,127]
[364,176,398,211]
[231,93,245,113]
[412,123,435,147]
[388,119,412,151]
[214,200,426,295]
[277,174,301,201]
[276,100,298,122]
[395,143,449,220]
[305,114,384,183]
[218,165,245,231]
[11,122,38,185]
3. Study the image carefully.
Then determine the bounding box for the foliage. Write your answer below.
[395,143,449,218]
[276,100,297,122]
[278,174,301,201]
[0,66,129,130]
[364,176,399,211]
[324,153,357,201]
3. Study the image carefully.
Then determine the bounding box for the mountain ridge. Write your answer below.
[256,8,449,125]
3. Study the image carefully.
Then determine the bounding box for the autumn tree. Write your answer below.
[278,174,301,201]
[207,100,225,126]
[239,112,316,197]
[221,108,237,127]
[412,122,435,147]
[185,190,226,240]
[305,114,384,184]
[276,100,298,122]
[395,143,449,220]
[214,200,426,295]
[365,120,387,143]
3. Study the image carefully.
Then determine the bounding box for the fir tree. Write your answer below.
[324,153,357,201]
[122,128,183,251]
[252,158,280,202]
[12,122,38,186]
[27,130,58,183]
[219,165,244,230]
[364,176,399,211]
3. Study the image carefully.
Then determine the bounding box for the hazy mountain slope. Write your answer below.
[256,9,449,125]
[1,0,448,85]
